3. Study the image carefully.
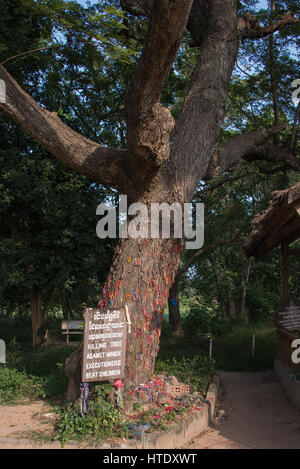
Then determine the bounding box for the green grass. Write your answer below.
[157,324,215,393]
[155,355,215,394]
[163,297,278,373]
[159,320,277,373]
[0,338,76,404]
[212,322,277,371]
[0,366,45,404]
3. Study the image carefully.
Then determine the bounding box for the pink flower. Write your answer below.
[114,379,123,389]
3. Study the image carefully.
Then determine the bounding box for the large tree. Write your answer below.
[0,0,299,392]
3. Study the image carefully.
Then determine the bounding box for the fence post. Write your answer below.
[252,334,255,357]
[209,338,213,359]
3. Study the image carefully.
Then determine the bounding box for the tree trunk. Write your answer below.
[240,258,253,320]
[42,287,55,326]
[168,277,184,336]
[101,235,182,387]
[31,288,42,347]
[31,287,53,347]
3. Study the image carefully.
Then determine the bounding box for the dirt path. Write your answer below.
[0,402,59,449]
[185,370,300,449]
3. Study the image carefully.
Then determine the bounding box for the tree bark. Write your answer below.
[125,0,193,174]
[101,235,182,387]
[42,287,55,326]
[31,287,55,347]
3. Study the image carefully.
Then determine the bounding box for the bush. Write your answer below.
[0,318,32,344]
[0,339,76,403]
[54,385,128,447]
[0,366,45,404]
[246,283,278,321]
[182,295,223,333]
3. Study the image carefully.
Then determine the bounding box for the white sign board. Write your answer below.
[0,80,6,103]
[278,306,300,331]
[0,340,6,364]
[81,308,127,383]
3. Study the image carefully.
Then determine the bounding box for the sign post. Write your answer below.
[81,308,127,383]
[0,339,5,364]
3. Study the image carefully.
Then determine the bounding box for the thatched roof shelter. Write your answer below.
[244,182,300,259]
[244,183,300,396]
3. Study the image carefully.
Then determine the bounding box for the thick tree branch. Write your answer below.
[165,0,240,202]
[255,163,290,175]
[125,0,192,173]
[243,142,300,171]
[0,66,134,195]
[121,2,299,44]
[238,11,299,40]
[121,0,298,199]
[204,124,300,179]
[120,0,217,48]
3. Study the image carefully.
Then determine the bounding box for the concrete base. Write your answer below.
[274,358,300,410]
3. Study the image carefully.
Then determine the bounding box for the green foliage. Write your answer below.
[180,165,299,328]
[0,337,76,403]
[182,296,223,333]
[0,366,45,404]
[212,322,277,372]
[160,321,277,374]
[0,0,127,323]
[0,318,32,344]
[54,386,128,447]
[155,355,215,394]
[245,282,279,321]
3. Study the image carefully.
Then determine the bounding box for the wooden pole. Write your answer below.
[281,241,289,308]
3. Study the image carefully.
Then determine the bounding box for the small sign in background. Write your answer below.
[0,339,6,364]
